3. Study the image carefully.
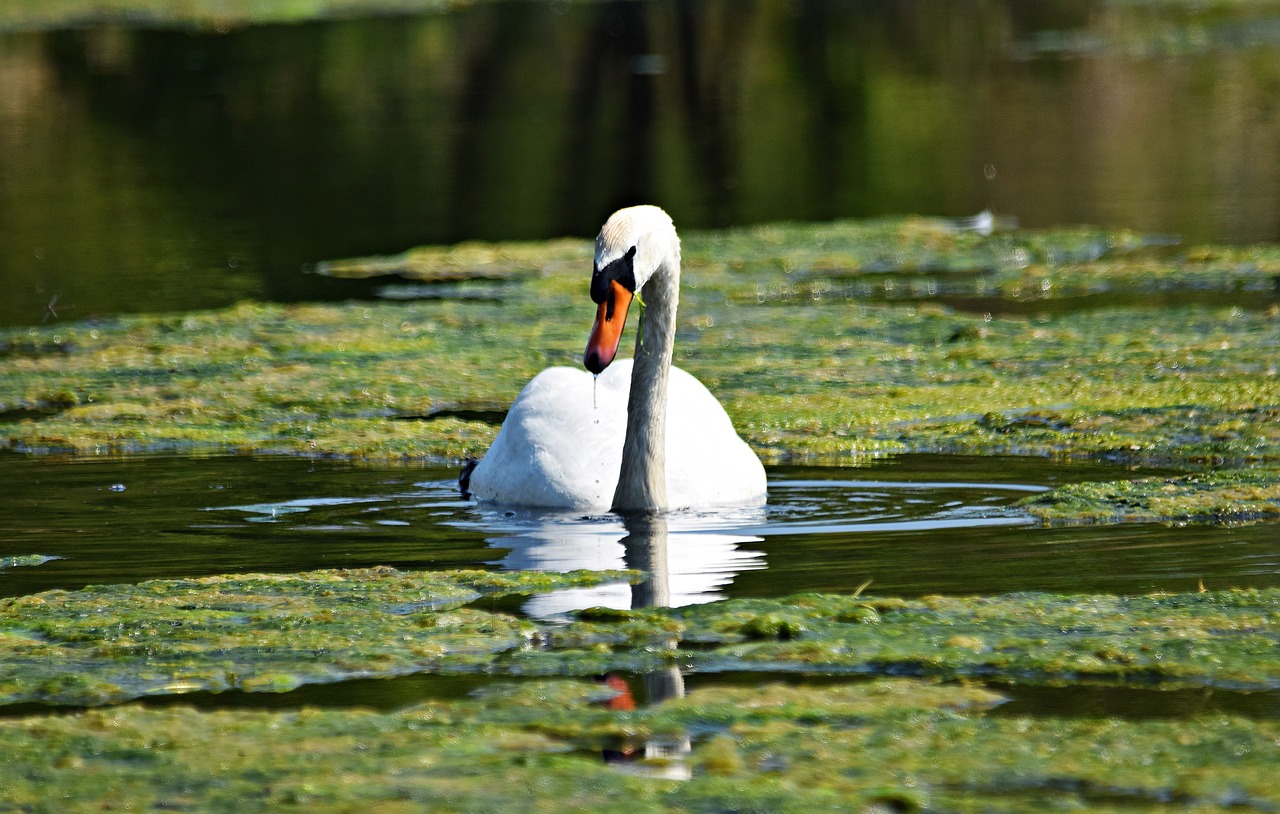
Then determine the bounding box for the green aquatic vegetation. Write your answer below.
[0,300,545,460]
[1,678,1278,812]
[318,238,589,282]
[684,219,1277,306]
[667,590,1280,689]
[1030,0,1280,60]
[1022,468,1280,524]
[0,554,59,569]
[0,567,635,706]
[323,216,1276,305]
[3,220,1279,466]
[681,218,1150,278]
[2,216,1279,529]
[521,589,1280,690]
[707,303,1280,466]
[3,569,1279,707]
[3,565,1279,810]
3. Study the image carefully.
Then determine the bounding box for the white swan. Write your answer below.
[467,205,766,512]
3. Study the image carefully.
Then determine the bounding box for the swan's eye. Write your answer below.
[590,246,638,304]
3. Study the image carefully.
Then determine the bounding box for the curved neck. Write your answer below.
[612,254,679,513]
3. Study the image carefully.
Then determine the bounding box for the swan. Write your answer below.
[466,205,766,512]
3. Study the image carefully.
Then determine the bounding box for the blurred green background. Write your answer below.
[3,0,1280,327]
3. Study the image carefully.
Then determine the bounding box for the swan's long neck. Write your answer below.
[612,253,679,512]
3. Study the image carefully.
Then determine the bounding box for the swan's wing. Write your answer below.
[470,362,764,510]
[468,364,631,509]
[665,367,768,508]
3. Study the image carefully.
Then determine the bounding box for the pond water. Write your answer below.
[5,451,1275,608]
[5,0,1280,327]
[5,449,1280,719]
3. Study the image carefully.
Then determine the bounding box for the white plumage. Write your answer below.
[469,360,765,510]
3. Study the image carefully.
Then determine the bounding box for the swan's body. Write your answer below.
[467,205,766,512]
[470,360,764,510]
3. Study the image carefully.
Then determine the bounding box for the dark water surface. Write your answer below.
[5,0,1280,327]
[3,451,1273,606]
[5,449,1280,719]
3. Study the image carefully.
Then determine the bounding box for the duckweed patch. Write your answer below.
[662,590,1280,689]
[3,219,1278,476]
[2,678,1279,813]
[0,554,59,570]
[3,570,1279,708]
[1022,468,1280,524]
[4,566,1280,810]
[5,216,1280,528]
[317,238,588,282]
[0,567,636,706]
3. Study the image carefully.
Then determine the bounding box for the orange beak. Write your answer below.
[583,280,634,374]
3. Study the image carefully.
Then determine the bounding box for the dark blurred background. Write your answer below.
[3,0,1279,326]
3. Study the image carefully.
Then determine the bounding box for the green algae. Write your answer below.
[3,569,1279,708]
[1,678,1278,813]
[531,589,1280,691]
[0,567,636,706]
[3,218,1279,467]
[1022,468,1280,525]
[0,554,59,570]
[667,590,1280,690]
[3,216,1279,532]
[322,216,1279,307]
[317,238,588,283]
[3,566,1279,810]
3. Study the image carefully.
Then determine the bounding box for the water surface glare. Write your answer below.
[2,452,1275,606]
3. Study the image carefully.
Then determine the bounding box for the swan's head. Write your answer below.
[583,205,678,374]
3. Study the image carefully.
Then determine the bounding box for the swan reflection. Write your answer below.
[466,508,764,778]
[596,513,712,780]
[470,505,766,620]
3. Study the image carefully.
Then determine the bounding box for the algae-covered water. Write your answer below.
[4,211,1280,811]
[4,1,1280,809]
[4,212,1280,810]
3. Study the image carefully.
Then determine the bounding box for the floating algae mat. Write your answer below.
[3,215,1280,810]
[2,679,1279,813]
[4,569,1280,708]
[0,568,628,706]
[2,570,1280,811]
[3,217,1279,470]
[4,216,1279,522]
